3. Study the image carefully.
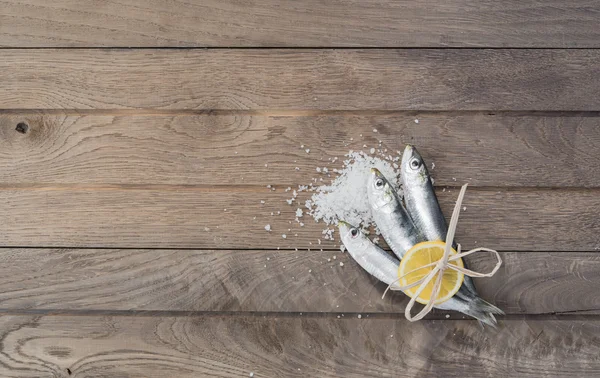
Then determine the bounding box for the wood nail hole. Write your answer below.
[15,122,29,134]
[66,368,72,375]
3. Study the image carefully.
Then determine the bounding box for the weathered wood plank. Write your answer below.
[0,249,597,315]
[0,187,597,250]
[2,113,600,187]
[0,315,598,377]
[2,50,600,111]
[1,1,599,48]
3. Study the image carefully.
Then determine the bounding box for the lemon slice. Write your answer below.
[398,241,464,305]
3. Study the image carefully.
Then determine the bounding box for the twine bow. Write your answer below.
[382,184,502,322]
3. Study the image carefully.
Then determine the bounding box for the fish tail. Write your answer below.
[464,297,504,328]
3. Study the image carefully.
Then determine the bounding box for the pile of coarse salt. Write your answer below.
[304,150,401,239]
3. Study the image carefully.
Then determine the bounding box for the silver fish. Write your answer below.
[400,144,476,295]
[338,221,402,289]
[339,222,501,326]
[401,144,502,316]
[400,145,451,247]
[366,168,424,260]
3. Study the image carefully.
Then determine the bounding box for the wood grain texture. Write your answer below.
[0,315,598,377]
[2,49,600,111]
[2,113,600,187]
[0,249,597,315]
[1,1,599,48]
[0,187,598,250]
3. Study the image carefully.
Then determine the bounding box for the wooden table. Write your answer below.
[1,1,600,377]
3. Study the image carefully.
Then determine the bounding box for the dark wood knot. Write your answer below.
[15,122,29,134]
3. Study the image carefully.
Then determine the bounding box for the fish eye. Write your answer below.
[375,178,384,188]
[350,228,358,238]
[410,158,421,170]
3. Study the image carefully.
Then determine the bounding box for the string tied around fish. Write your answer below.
[382,184,503,322]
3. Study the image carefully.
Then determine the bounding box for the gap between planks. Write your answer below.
[2,109,600,117]
[0,310,597,320]
[0,246,594,253]
[4,47,600,50]
[1,184,600,192]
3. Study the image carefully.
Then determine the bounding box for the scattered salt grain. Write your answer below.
[305,149,310,154]
[445,314,450,319]
[250,373,254,377]
[369,148,375,154]
[264,224,271,232]
[282,234,287,239]
[265,163,268,167]
[463,206,467,211]
[414,119,419,124]
[309,269,312,273]
[358,314,362,319]
[339,262,344,267]
[260,200,265,204]
[431,162,435,170]
[305,151,401,232]
[333,255,336,260]
[295,167,300,171]
[267,185,271,189]
[301,145,304,148]
[373,129,378,133]
[316,167,321,173]
[204,227,210,232]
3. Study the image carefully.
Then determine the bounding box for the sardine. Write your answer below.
[400,146,449,245]
[401,144,503,318]
[400,145,477,295]
[339,222,501,326]
[338,221,402,289]
[366,168,424,260]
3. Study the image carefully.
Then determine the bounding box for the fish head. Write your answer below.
[338,221,369,251]
[367,168,396,210]
[402,145,429,186]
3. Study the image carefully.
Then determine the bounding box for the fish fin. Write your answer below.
[463,297,504,328]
